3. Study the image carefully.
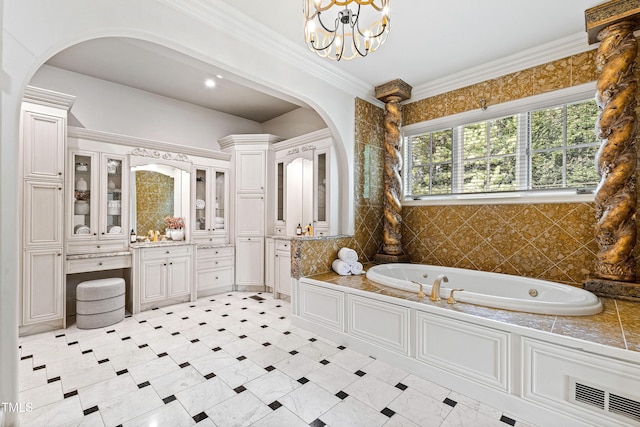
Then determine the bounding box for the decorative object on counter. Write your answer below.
[305,223,313,236]
[74,200,90,215]
[130,229,137,243]
[332,247,364,275]
[75,177,88,191]
[76,162,88,172]
[164,216,185,241]
[296,223,303,236]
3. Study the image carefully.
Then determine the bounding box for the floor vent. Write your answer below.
[249,295,265,301]
[570,378,640,423]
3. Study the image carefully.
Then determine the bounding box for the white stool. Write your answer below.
[76,278,125,329]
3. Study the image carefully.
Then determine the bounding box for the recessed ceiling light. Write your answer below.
[205,79,216,88]
[216,74,223,79]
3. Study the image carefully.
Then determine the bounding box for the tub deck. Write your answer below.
[308,265,640,353]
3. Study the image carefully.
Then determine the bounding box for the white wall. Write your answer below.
[262,107,327,140]
[31,65,263,150]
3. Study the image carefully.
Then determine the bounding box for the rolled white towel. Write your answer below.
[350,262,364,275]
[332,259,352,276]
[338,247,358,264]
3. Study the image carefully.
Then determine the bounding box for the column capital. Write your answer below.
[375,79,412,104]
[585,0,640,44]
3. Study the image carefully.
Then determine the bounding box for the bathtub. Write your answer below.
[365,263,602,316]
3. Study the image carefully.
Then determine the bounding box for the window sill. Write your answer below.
[403,190,595,206]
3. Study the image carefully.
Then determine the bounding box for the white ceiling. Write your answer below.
[44,0,603,123]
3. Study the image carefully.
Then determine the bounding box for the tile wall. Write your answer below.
[298,45,640,287]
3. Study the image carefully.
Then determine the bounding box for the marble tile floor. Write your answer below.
[18,292,539,427]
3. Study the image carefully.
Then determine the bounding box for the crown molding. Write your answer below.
[410,32,597,102]
[67,126,231,161]
[157,0,378,105]
[218,134,284,151]
[23,86,76,111]
[273,128,333,152]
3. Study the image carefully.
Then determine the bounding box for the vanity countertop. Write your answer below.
[66,251,131,260]
[267,234,351,241]
[197,243,234,249]
[130,241,196,249]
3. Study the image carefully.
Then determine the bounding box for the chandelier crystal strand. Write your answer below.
[304,0,390,61]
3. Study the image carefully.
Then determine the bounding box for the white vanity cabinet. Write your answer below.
[272,129,336,237]
[20,89,74,334]
[66,148,129,254]
[235,236,265,286]
[192,165,229,245]
[132,244,193,313]
[274,239,292,297]
[196,246,235,297]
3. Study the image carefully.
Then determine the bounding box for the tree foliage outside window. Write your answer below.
[405,98,599,198]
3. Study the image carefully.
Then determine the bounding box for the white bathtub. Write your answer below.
[365,263,603,316]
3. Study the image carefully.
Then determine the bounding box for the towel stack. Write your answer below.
[332,247,364,276]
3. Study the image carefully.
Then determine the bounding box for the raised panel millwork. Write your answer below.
[235,237,264,285]
[168,256,191,297]
[522,338,640,427]
[24,181,63,247]
[22,107,66,180]
[298,283,344,331]
[23,249,63,324]
[236,194,265,235]
[348,295,410,355]
[141,259,166,302]
[416,311,509,392]
[237,151,265,192]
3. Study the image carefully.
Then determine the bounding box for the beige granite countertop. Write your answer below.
[308,267,640,354]
[66,251,131,260]
[267,234,351,241]
[130,241,195,249]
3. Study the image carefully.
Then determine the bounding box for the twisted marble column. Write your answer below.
[594,21,638,282]
[382,96,404,255]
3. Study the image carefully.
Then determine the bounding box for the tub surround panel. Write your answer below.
[308,267,639,353]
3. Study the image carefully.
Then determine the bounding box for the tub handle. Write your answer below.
[447,288,464,304]
[411,281,425,299]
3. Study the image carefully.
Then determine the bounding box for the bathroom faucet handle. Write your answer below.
[447,288,464,304]
[411,280,425,299]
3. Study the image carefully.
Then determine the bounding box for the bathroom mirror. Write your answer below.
[129,161,190,236]
[285,157,313,235]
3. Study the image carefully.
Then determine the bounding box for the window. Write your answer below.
[404,88,600,201]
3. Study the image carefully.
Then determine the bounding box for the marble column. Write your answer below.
[584,0,640,299]
[374,79,412,263]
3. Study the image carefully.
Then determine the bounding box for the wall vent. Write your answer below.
[570,378,640,424]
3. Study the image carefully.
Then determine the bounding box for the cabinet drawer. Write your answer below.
[198,266,235,288]
[67,240,128,254]
[275,240,291,252]
[197,246,234,260]
[67,255,132,274]
[142,245,192,260]
[198,256,233,270]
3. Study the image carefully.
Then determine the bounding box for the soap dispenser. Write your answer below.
[296,223,302,236]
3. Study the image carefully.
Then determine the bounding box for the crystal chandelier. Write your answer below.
[303,0,390,61]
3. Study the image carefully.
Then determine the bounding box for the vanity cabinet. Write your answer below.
[66,149,129,254]
[20,90,74,333]
[133,244,193,313]
[192,165,229,245]
[196,246,234,297]
[274,239,292,297]
[272,129,336,237]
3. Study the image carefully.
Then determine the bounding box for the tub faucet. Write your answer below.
[431,274,448,301]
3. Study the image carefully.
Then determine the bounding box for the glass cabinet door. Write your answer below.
[276,162,284,222]
[214,170,226,232]
[70,151,97,237]
[102,154,125,238]
[316,152,327,223]
[194,167,209,232]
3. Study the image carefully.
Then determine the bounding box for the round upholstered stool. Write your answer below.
[76,278,125,329]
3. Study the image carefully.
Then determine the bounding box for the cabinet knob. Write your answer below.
[284,244,288,247]
[58,187,62,190]
[215,261,218,265]
[57,253,61,257]
[93,233,97,236]
[98,262,103,266]
[170,262,173,265]
[215,276,219,280]
[164,263,167,266]
[101,232,105,235]
[97,245,101,248]
[215,251,218,254]
[165,251,170,254]
[58,172,62,176]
